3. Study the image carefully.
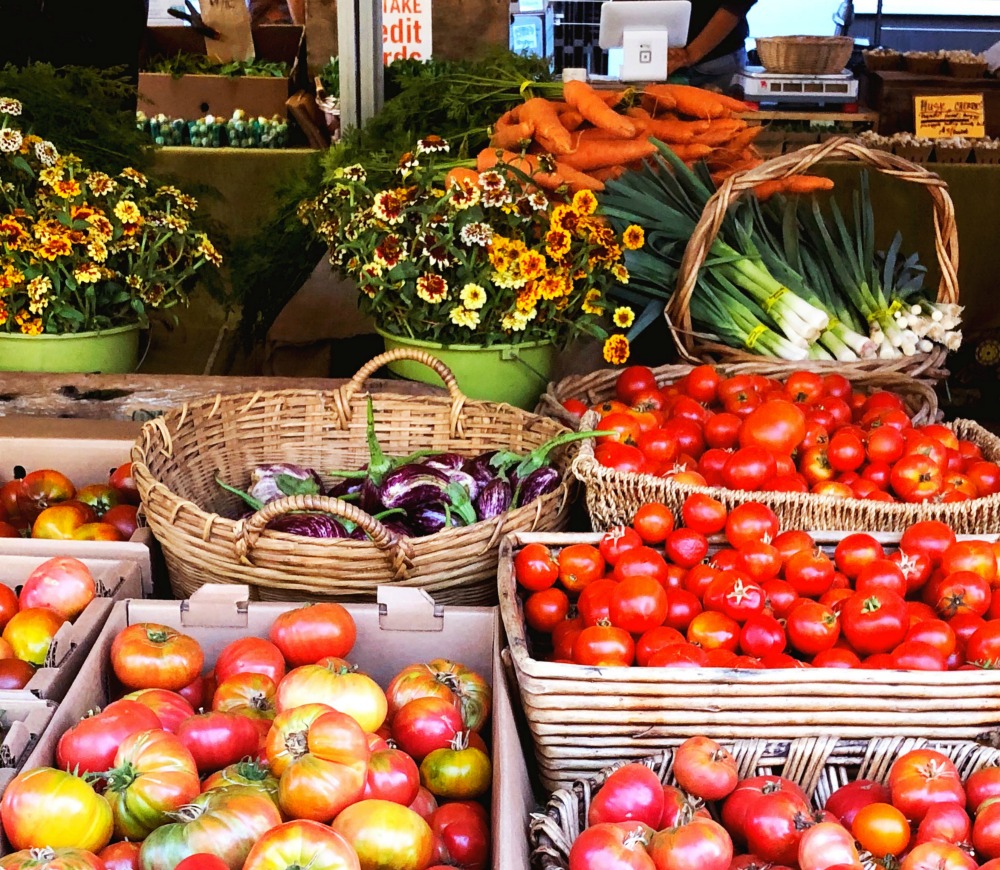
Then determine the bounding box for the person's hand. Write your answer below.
[668,46,691,71]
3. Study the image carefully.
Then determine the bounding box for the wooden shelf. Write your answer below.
[738,109,879,123]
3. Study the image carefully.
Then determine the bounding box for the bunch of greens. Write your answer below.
[0,63,152,173]
[144,53,290,79]
[318,57,339,97]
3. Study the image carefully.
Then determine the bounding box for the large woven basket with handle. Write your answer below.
[530,736,1000,869]
[666,138,960,383]
[535,359,940,430]
[131,350,574,603]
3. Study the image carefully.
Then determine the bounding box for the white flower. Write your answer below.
[459,222,493,247]
[0,128,22,153]
[34,140,58,166]
[0,98,22,116]
[417,136,449,154]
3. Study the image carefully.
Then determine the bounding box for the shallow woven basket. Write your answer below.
[666,137,961,383]
[862,49,902,72]
[948,60,989,79]
[536,359,939,429]
[572,416,1000,534]
[975,146,1000,165]
[905,55,945,75]
[756,36,854,75]
[131,350,574,604]
[530,737,1000,869]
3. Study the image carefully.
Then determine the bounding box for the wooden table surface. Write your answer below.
[0,372,443,421]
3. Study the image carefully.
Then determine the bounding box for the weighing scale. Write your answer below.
[735,67,860,109]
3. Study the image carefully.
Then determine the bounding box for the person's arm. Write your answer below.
[669,1,755,68]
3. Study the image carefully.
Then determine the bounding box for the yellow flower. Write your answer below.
[16,309,42,335]
[537,272,570,301]
[603,334,630,365]
[501,310,534,332]
[87,214,114,241]
[415,273,449,304]
[459,283,487,310]
[613,306,635,329]
[611,263,630,284]
[86,172,117,197]
[516,282,540,313]
[449,306,481,329]
[197,235,223,267]
[517,250,546,281]
[26,276,52,314]
[114,201,141,223]
[0,300,7,326]
[550,204,580,234]
[572,189,598,216]
[73,263,102,284]
[53,179,81,199]
[582,289,604,316]
[120,168,148,188]
[37,237,72,260]
[87,239,108,263]
[622,225,645,250]
[38,166,64,187]
[545,228,572,260]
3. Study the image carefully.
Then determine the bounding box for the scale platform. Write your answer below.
[735,67,859,108]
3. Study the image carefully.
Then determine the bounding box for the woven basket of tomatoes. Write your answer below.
[560,363,1000,534]
[530,735,1000,870]
[499,494,1000,791]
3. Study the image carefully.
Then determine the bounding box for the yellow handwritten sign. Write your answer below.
[914,93,986,139]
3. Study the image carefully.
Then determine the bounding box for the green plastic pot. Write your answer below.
[377,329,558,410]
[0,324,141,373]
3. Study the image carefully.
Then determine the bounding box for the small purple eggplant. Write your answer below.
[475,478,512,520]
[266,512,349,538]
[463,451,501,491]
[517,466,561,507]
[407,502,469,536]
[380,464,452,510]
[328,476,363,500]
[421,453,467,473]
[249,463,323,505]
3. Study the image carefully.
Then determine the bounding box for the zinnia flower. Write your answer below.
[120,167,148,188]
[572,189,598,216]
[545,229,572,259]
[0,129,22,153]
[0,98,22,116]
[34,141,58,166]
[417,135,449,154]
[622,225,645,250]
[613,306,635,329]
[582,289,604,316]
[416,273,449,304]
[460,283,487,310]
[459,222,492,247]
[449,306,480,328]
[603,334,630,365]
[114,200,141,223]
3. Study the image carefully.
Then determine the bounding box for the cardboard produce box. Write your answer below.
[18,585,535,869]
[139,26,303,120]
[0,697,55,794]
[0,553,143,701]
[0,416,154,596]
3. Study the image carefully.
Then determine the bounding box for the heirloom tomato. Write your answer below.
[3,607,66,665]
[973,798,1000,859]
[72,523,124,542]
[419,732,491,800]
[268,602,356,667]
[392,696,463,761]
[57,698,163,775]
[888,749,965,823]
[99,842,141,870]
[137,785,282,870]
[672,736,737,801]
[202,759,280,806]
[430,801,489,870]
[0,659,33,689]
[0,767,113,852]
[176,710,262,773]
[104,729,201,839]
[31,502,95,540]
[110,463,140,505]
[276,663,387,733]
[568,822,654,870]
[242,820,360,870]
[385,659,491,733]
[101,504,139,539]
[265,704,333,776]
[212,673,277,719]
[0,848,103,870]
[111,623,204,691]
[364,747,420,805]
[174,858,229,870]
[74,484,119,518]
[647,817,733,870]
[899,842,977,870]
[19,557,96,620]
[797,821,861,870]
[588,763,664,829]
[16,470,75,524]
[331,799,434,870]
[122,688,195,733]
[915,801,971,846]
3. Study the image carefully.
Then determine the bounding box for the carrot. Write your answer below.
[490,121,534,150]
[445,167,480,188]
[561,138,658,171]
[519,98,573,154]
[690,119,749,147]
[558,110,585,132]
[476,148,604,192]
[724,125,765,153]
[574,121,649,143]
[713,92,757,113]
[563,80,636,138]
[590,165,628,182]
[664,143,714,162]
[597,89,627,107]
[753,176,834,201]
[641,84,678,115]
[644,83,729,120]
[495,107,522,129]
[644,118,712,143]
[625,106,651,120]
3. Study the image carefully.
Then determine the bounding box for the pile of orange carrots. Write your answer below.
[475,80,833,200]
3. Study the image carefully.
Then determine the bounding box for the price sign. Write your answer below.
[382,0,432,64]
[914,93,986,139]
[201,0,255,63]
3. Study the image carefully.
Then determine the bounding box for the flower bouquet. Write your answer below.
[300,137,642,366]
[0,97,221,337]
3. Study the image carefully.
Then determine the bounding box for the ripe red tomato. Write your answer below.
[799,821,862,870]
[558,544,605,594]
[609,577,668,635]
[110,623,204,691]
[737,540,782,583]
[932,571,992,619]
[632,503,674,545]
[828,431,865,473]
[514,543,559,592]
[616,366,658,405]
[662,589,702,633]
[739,401,806,455]
[834,533,885,579]
[742,789,812,865]
[595,442,648,474]
[891,640,948,670]
[109,463,140,506]
[577,579,616,627]
[941,540,998,583]
[899,842,978,870]
[684,365,722,403]
[855,559,908,599]
[101,504,138,539]
[889,749,965,823]
[569,822,655,870]
[915,800,971,846]
[99,840,141,870]
[429,801,489,870]
[573,624,634,667]
[57,699,162,776]
[725,503,778,549]
[785,600,840,656]
[740,614,786,659]
[704,413,741,450]
[723,447,777,492]
[561,398,588,418]
[840,591,908,655]
[214,637,286,686]
[785,549,835,598]
[173,857,230,870]
[176,711,262,774]
[589,763,664,828]
[635,627,686,667]
[121,689,195,733]
[686,611,739,652]
[269,603,356,667]
[647,818,733,870]
[599,526,643,566]
[891,454,944,502]
[614,547,669,587]
[598,413,644,447]
[761,578,799,619]
[524,588,570,634]
[19,557,95,621]
[664,529,709,569]
[968,461,1000,496]
[673,736,737,801]
[680,494,727,535]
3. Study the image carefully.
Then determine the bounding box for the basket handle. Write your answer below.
[339,349,467,410]
[667,136,961,364]
[234,494,414,580]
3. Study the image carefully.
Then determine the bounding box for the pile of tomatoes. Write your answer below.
[0,603,492,870]
[564,365,1000,504]
[0,556,102,687]
[515,494,1000,672]
[568,734,1000,869]
[1,462,139,541]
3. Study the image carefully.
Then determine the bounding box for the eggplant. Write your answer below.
[422,453,467,473]
[380,464,452,510]
[475,478,512,520]
[407,502,469,536]
[265,512,349,538]
[517,466,561,507]
[249,463,323,505]
[463,451,500,491]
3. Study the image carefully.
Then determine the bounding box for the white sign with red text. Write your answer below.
[382,0,432,64]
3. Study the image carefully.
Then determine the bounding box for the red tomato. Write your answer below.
[785,600,840,656]
[737,541,782,583]
[901,521,957,567]
[905,619,957,659]
[855,559,907,599]
[574,624,634,667]
[833,533,885,579]
[681,494,727,535]
[614,547,669,588]
[739,401,806,455]
[684,365,722,403]
[635,627,686,667]
[686,611,739,652]
[176,711,262,774]
[19,557,95,621]
[101,504,139,539]
[16,470,75,525]
[968,461,1000,496]
[761,579,800,619]
[595,442,648,474]
[599,526,644,566]
[891,455,944,502]
[739,614,786,658]
[648,643,710,668]
[889,749,965,823]
[828,431,865,473]
[785,549,835,598]
[561,398,588,418]
[616,366,658,405]
[965,766,1000,813]
[725,503,779,550]
[111,623,204,691]
[632,503,675,545]
[609,577,668,635]
[514,543,559,592]
[941,540,998,583]
[598,413,643,447]
[662,589,702,633]
[840,591,908,655]
[664,529,709,569]
[799,821,861,870]
[99,841,141,870]
[429,801,489,870]
[558,544,605,594]
[932,571,992,619]
[647,818,733,870]
[915,801,971,847]
[704,414,741,450]
[109,463,140,506]
[0,659,36,690]
[589,763,664,828]
[891,640,948,670]
[672,736,737,801]
[173,857,230,870]
[569,822,655,870]
[578,579,616,627]
[121,689,195,733]
[269,603,356,667]
[57,699,162,776]
[524,588,570,633]
[637,429,679,466]
[742,790,812,865]
[214,637,286,686]
[899,842,977,870]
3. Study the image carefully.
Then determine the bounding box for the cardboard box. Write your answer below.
[0,416,154,596]
[18,585,534,869]
[0,697,56,794]
[0,554,143,701]
[139,26,303,120]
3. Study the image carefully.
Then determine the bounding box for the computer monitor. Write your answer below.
[599,1,692,81]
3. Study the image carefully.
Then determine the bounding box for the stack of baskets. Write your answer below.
[131,349,576,605]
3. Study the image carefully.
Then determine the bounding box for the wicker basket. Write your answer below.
[756,36,854,76]
[948,60,988,79]
[935,145,973,165]
[892,142,934,164]
[535,360,940,429]
[905,55,945,75]
[975,146,1000,165]
[666,137,960,383]
[572,416,1000,534]
[862,49,902,72]
[500,530,1000,792]
[530,737,1000,869]
[131,350,575,604]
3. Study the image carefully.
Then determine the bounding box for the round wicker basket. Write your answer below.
[666,137,960,383]
[756,36,854,75]
[131,349,575,603]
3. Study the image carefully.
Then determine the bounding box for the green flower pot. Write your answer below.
[0,324,141,374]
[377,330,558,410]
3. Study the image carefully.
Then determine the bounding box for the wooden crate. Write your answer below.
[866,70,1000,137]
